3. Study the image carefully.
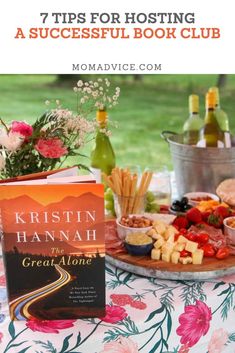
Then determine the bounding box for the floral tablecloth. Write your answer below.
[1,251,235,353]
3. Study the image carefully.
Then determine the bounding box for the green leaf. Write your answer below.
[8,321,15,339]
[123,272,133,284]
[229,333,235,341]
[74,333,81,347]
[105,266,115,275]
[145,305,165,323]
[60,333,73,353]
[218,288,230,296]
[166,312,172,340]
[149,339,161,353]
[7,341,28,348]
[17,347,31,353]
[213,282,225,290]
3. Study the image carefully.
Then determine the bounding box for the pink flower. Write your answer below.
[100,305,127,324]
[110,294,133,306]
[35,138,68,159]
[0,332,3,343]
[11,121,33,138]
[100,336,138,353]
[26,319,76,333]
[130,300,146,310]
[208,328,228,353]
[176,300,212,347]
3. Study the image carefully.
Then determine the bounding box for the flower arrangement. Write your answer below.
[0,78,120,179]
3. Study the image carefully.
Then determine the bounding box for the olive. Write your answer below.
[180,197,189,206]
[172,200,181,207]
[171,204,182,212]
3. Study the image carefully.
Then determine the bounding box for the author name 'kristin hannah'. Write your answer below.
[13,210,98,243]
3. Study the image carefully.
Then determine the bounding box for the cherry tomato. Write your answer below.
[186,232,196,241]
[201,244,216,257]
[216,247,230,260]
[180,250,191,257]
[174,233,180,241]
[197,232,209,244]
[180,228,188,235]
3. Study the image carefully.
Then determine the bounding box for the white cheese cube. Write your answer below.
[185,240,198,254]
[166,234,175,243]
[179,256,193,265]
[174,243,185,252]
[153,221,166,235]
[192,249,204,265]
[154,238,165,249]
[162,252,171,262]
[151,248,161,260]
[146,228,157,237]
[171,251,180,264]
[152,233,164,241]
[177,235,188,244]
[162,242,175,254]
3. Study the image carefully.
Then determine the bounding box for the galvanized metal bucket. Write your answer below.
[161,131,235,196]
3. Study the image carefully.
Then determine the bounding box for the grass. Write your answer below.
[1,74,235,170]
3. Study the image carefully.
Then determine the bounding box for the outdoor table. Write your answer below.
[1,240,235,353]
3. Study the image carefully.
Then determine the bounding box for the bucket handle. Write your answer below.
[161,130,178,143]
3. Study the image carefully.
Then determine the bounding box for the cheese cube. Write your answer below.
[162,242,175,254]
[152,233,164,240]
[185,240,198,254]
[171,251,180,264]
[153,221,166,235]
[167,225,179,235]
[174,243,185,252]
[179,256,193,265]
[151,248,161,260]
[146,228,157,237]
[177,235,188,243]
[166,234,175,243]
[162,252,171,262]
[154,238,165,249]
[192,249,204,265]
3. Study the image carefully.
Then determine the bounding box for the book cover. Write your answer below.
[0,183,105,321]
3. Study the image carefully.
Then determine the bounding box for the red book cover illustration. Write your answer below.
[0,183,105,320]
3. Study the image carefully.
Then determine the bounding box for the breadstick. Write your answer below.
[128,174,138,214]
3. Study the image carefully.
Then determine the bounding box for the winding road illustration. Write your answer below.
[9,264,72,320]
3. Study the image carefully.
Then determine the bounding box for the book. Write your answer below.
[0,178,105,321]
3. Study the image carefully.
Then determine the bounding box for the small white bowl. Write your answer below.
[184,192,219,206]
[116,216,153,240]
[223,217,235,246]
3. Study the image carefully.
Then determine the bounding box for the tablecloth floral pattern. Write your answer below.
[1,253,235,353]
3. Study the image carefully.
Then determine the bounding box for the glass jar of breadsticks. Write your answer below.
[103,167,153,217]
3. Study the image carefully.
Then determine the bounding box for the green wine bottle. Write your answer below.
[90,109,116,182]
[209,86,231,147]
[197,91,225,148]
[183,94,203,145]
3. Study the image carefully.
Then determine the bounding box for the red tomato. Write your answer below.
[216,247,230,260]
[180,228,188,235]
[201,244,215,257]
[186,232,196,241]
[174,233,180,241]
[180,250,191,257]
[197,232,209,244]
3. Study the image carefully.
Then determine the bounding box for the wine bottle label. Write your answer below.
[196,139,206,148]
[217,140,225,148]
[90,167,102,183]
[196,139,225,148]
[224,132,232,148]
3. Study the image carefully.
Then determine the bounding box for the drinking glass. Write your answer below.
[146,166,172,205]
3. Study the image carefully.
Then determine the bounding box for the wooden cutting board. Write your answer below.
[106,250,235,280]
